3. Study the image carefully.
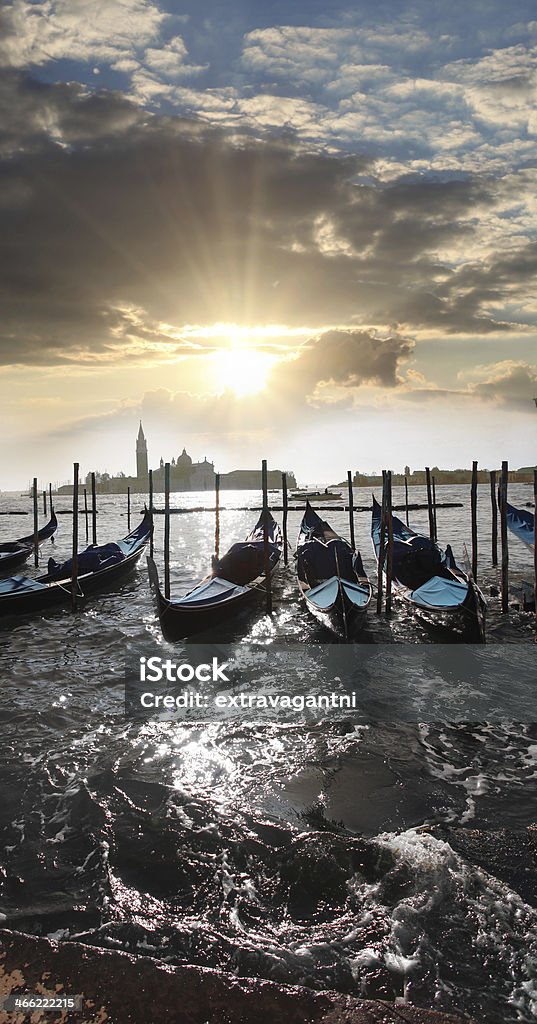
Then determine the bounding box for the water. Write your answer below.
[0,485,536,1022]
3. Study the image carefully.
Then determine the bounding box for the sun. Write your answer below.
[211,347,276,398]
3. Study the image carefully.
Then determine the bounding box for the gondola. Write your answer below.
[147,508,282,641]
[296,502,372,639]
[504,499,535,549]
[0,511,152,618]
[371,497,486,641]
[0,511,58,574]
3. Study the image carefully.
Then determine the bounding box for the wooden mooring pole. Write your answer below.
[432,475,438,542]
[404,474,409,527]
[127,486,131,531]
[261,460,272,615]
[376,472,387,615]
[148,469,154,558]
[471,461,478,581]
[500,460,509,613]
[83,488,89,543]
[71,463,79,612]
[164,462,171,600]
[534,469,537,622]
[49,483,53,515]
[91,472,97,545]
[425,467,435,541]
[32,477,39,567]
[490,470,498,567]
[282,472,288,566]
[214,472,220,560]
[385,470,393,615]
[347,470,355,550]
[43,489,47,516]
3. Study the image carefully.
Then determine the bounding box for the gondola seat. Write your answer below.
[47,543,125,580]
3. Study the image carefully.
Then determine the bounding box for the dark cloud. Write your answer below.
[468,361,537,407]
[0,69,533,371]
[0,70,145,156]
[275,329,413,394]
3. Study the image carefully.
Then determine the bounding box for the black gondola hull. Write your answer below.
[296,503,372,641]
[148,557,270,642]
[0,512,58,574]
[371,497,486,642]
[409,585,486,641]
[303,588,369,640]
[0,513,151,619]
[148,509,283,641]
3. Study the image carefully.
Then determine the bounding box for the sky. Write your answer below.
[1,0,536,488]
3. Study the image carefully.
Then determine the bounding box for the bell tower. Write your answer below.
[136,421,148,480]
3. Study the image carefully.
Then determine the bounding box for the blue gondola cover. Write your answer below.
[173,577,249,606]
[505,501,535,549]
[410,576,468,609]
[307,576,370,610]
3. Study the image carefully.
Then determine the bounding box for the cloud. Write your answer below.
[0,68,536,373]
[442,44,537,133]
[461,359,537,406]
[0,70,145,156]
[2,2,537,182]
[0,0,167,69]
[240,24,433,88]
[274,329,414,397]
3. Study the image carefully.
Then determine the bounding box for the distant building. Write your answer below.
[219,468,296,489]
[136,422,148,480]
[58,424,296,494]
[152,448,216,492]
[346,466,537,488]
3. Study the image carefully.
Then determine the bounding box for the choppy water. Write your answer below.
[0,485,536,1022]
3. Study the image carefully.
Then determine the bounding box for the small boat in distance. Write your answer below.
[296,502,372,640]
[371,497,486,641]
[0,512,151,617]
[0,511,58,574]
[147,508,282,641]
[504,499,535,549]
[291,489,342,502]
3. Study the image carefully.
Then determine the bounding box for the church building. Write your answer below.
[77,423,293,494]
[153,445,215,491]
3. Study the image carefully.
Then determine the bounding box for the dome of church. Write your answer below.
[177,447,193,467]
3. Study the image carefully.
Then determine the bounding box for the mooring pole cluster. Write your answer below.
[13,456,535,623]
